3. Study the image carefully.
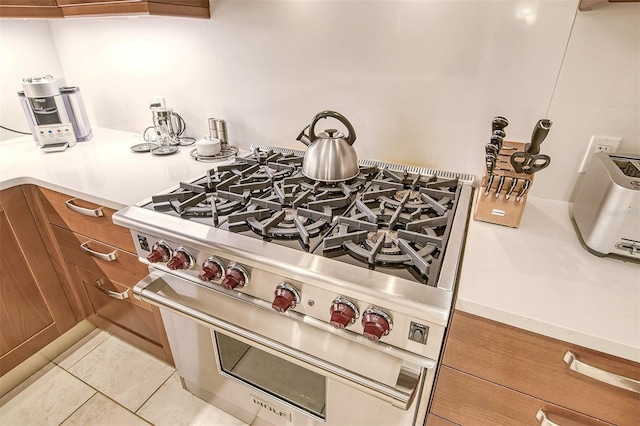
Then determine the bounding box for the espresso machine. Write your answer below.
[18,75,92,152]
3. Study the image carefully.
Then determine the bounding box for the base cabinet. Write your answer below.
[0,186,78,376]
[35,187,173,365]
[429,311,640,426]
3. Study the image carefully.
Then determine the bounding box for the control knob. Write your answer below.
[361,308,393,342]
[272,283,301,313]
[198,257,225,282]
[221,265,249,290]
[166,247,194,271]
[329,298,359,329]
[147,241,172,263]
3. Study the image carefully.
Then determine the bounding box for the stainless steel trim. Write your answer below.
[536,410,560,426]
[436,184,473,292]
[65,199,104,217]
[139,270,435,368]
[80,242,117,261]
[134,273,430,409]
[563,351,640,393]
[114,207,454,326]
[95,279,129,299]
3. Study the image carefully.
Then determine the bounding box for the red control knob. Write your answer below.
[147,242,171,263]
[198,258,224,282]
[221,266,248,290]
[329,299,359,329]
[361,309,392,342]
[272,284,300,313]
[167,250,192,270]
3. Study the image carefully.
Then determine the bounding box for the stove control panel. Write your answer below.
[221,265,250,290]
[198,257,225,282]
[167,247,194,271]
[272,283,301,313]
[329,297,360,329]
[133,232,443,358]
[361,308,393,342]
[147,241,172,263]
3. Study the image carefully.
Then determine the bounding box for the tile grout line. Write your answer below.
[133,370,176,419]
[52,332,113,372]
[53,333,168,426]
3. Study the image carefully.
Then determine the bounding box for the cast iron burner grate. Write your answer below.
[225,165,379,250]
[320,169,462,285]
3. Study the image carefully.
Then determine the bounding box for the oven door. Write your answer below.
[134,271,437,426]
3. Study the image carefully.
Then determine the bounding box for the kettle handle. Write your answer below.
[309,110,357,145]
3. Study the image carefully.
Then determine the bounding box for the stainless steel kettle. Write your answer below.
[296,110,359,182]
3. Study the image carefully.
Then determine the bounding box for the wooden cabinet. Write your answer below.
[430,311,640,426]
[0,1,63,18]
[35,186,173,364]
[56,0,209,19]
[0,0,208,19]
[0,186,77,376]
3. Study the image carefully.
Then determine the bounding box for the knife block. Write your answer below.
[473,140,534,228]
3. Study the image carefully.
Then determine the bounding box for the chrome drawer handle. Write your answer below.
[536,410,560,426]
[563,351,640,394]
[65,199,104,217]
[95,279,129,300]
[80,242,117,262]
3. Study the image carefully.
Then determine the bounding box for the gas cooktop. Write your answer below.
[140,145,474,287]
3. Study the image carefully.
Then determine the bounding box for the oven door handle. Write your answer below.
[135,272,427,410]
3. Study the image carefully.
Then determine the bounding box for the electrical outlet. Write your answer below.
[578,135,621,173]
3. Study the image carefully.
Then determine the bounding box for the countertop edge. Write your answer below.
[0,175,127,211]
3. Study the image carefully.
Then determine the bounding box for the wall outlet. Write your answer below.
[578,135,621,173]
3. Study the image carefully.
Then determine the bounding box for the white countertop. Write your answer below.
[457,195,640,362]
[2,129,638,363]
[0,128,229,210]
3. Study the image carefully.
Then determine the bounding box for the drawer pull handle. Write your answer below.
[536,410,560,426]
[95,279,129,300]
[80,242,117,262]
[65,199,104,217]
[563,351,640,393]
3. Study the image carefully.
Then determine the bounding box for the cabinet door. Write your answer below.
[442,311,640,425]
[431,367,613,426]
[0,1,63,18]
[56,0,209,18]
[0,186,77,375]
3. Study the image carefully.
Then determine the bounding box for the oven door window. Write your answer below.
[215,331,326,420]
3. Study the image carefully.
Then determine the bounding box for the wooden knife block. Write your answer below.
[473,141,534,228]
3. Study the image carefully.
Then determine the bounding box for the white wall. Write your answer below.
[1,1,638,202]
[0,20,65,140]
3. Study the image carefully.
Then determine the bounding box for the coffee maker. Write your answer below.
[18,75,92,152]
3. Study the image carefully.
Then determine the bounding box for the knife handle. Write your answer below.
[516,179,531,202]
[505,178,518,200]
[492,116,509,132]
[525,119,552,155]
[494,175,506,198]
[484,174,495,197]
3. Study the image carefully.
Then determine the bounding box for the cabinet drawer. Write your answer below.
[443,311,640,425]
[53,227,148,289]
[431,367,612,426]
[38,187,135,253]
[76,267,161,345]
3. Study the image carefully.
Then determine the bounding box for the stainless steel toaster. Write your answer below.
[572,152,640,260]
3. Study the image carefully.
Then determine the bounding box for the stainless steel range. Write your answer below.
[113,144,473,426]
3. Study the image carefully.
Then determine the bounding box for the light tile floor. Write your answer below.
[0,330,248,426]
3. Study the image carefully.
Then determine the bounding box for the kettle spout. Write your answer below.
[297,125,311,146]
